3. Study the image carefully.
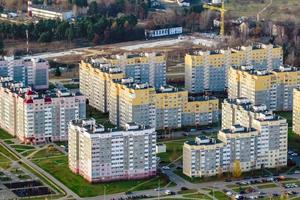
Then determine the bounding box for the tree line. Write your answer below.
[0,14,143,44]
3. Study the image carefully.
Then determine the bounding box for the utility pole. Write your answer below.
[26,29,29,55]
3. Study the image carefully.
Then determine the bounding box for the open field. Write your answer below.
[226,0,300,22]
[31,148,172,197]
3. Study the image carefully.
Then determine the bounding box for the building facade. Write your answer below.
[68,119,157,183]
[28,2,73,20]
[80,53,166,91]
[0,57,49,90]
[108,82,219,130]
[183,98,288,178]
[228,66,300,111]
[79,60,123,113]
[0,78,86,143]
[293,88,300,135]
[185,44,282,93]
[109,79,156,128]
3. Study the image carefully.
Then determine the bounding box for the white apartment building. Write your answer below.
[68,119,157,183]
[0,78,86,143]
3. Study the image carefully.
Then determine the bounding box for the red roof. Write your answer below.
[44,97,52,103]
[24,99,33,104]
[26,90,33,95]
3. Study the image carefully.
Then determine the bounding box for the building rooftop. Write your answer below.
[222,125,256,134]
[113,78,152,90]
[71,119,151,134]
[31,4,72,13]
[185,135,222,146]
[232,65,299,76]
[156,85,185,93]
[188,95,217,102]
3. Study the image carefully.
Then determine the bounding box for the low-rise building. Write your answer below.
[293,88,300,135]
[228,66,300,111]
[28,2,73,20]
[68,119,157,183]
[156,143,166,154]
[0,78,86,143]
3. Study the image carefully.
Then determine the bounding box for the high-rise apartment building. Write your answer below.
[293,88,300,135]
[183,98,288,178]
[80,52,166,90]
[185,44,282,93]
[228,66,300,111]
[109,78,156,128]
[0,56,49,90]
[0,78,86,143]
[79,60,123,113]
[68,119,157,183]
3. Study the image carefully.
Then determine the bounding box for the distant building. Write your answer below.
[0,56,49,90]
[68,119,157,183]
[145,27,183,39]
[0,79,86,143]
[177,0,190,7]
[293,88,300,135]
[28,2,73,20]
[185,44,282,93]
[228,66,300,111]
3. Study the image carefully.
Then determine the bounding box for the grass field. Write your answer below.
[32,150,171,197]
[157,137,194,164]
[209,191,228,200]
[0,128,13,140]
[225,0,300,22]
[32,148,64,159]
[183,192,212,199]
[86,105,115,128]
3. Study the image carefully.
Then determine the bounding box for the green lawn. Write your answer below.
[63,84,79,89]
[33,155,171,197]
[274,111,292,127]
[183,192,212,199]
[178,189,198,194]
[209,191,228,200]
[32,148,64,159]
[21,149,36,157]
[0,128,13,140]
[0,144,18,161]
[157,137,194,164]
[288,128,300,154]
[11,144,35,150]
[86,105,115,128]
[4,140,14,144]
[0,152,11,169]
[256,183,277,189]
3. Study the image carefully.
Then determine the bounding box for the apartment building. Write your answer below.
[293,88,300,135]
[0,56,49,90]
[155,86,188,129]
[0,78,86,143]
[80,52,166,90]
[68,119,156,183]
[183,99,288,178]
[108,81,220,130]
[228,65,300,111]
[79,60,123,113]
[109,78,156,128]
[185,44,282,93]
[182,96,219,127]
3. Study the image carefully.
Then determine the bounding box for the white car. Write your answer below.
[162,166,170,170]
[165,190,172,195]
